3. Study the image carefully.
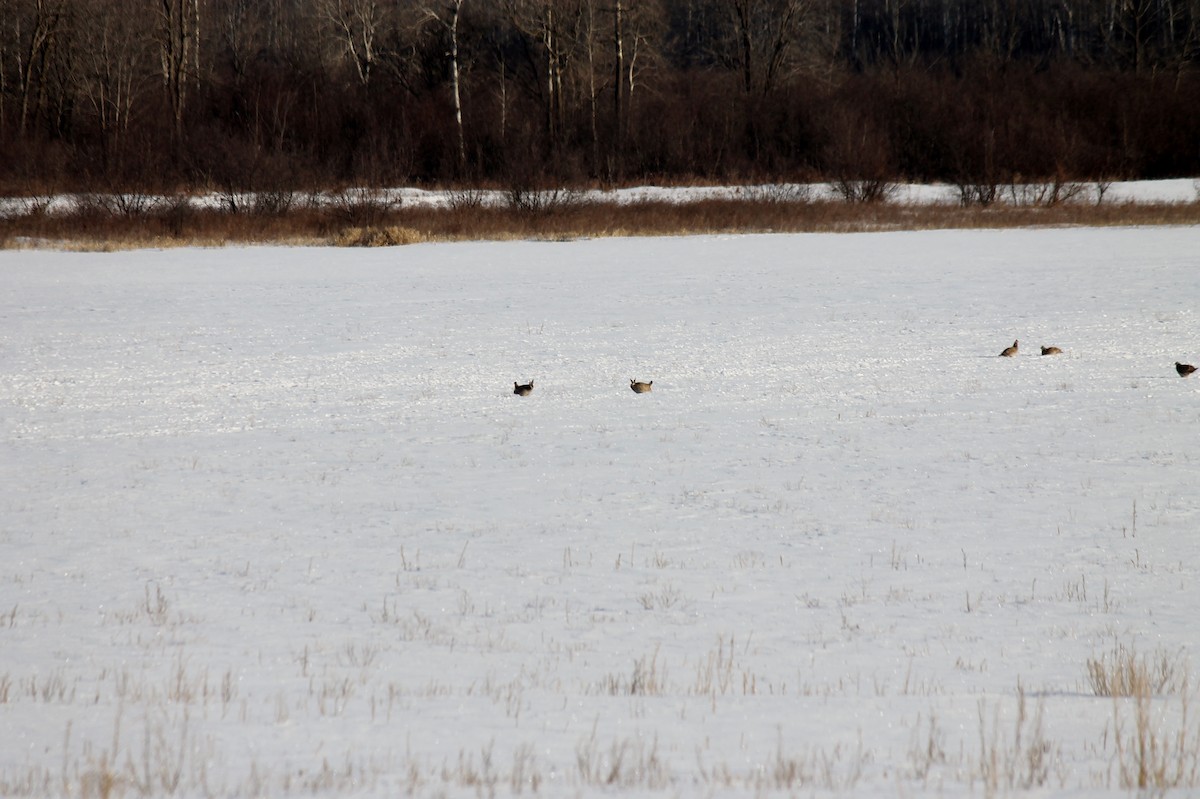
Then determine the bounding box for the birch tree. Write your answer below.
[318,0,388,86]
[420,0,468,170]
[609,0,662,175]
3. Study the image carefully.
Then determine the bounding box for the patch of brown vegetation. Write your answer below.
[332,226,426,247]
[2,196,1199,250]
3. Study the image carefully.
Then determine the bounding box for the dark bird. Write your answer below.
[999,340,1019,357]
[1176,362,1196,377]
[630,379,653,393]
[1041,346,1063,355]
[514,380,534,396]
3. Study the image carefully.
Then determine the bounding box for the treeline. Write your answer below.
[2,0,1198,195]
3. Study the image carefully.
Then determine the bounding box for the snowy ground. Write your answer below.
[2,226,1199,797]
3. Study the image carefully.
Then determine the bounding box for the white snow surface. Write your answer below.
[2,227,1199,797]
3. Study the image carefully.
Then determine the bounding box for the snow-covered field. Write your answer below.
[2,227,1199,797]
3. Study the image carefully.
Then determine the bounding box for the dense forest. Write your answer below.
[2,0,1198,195]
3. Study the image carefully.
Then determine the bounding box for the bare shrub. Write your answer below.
[12,196,54,217]
[499,161,585,215]
[330,188,398,227]
[823,107,897,205]
[251,188,297,216]
[211,186,296,216]
[73,190,160,218]
[196,137,305,217]
[741,184,814,204]
[159,194,194,239]
[1006,175,1087,207]
[68,193,118,221]
[956,182,1002,207]
[504,184,584,215]
[832,178,897,204]
[444,187,490,212]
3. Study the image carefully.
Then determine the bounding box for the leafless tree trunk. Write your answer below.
[729,0,812,95]
[75,0,150,154]
[544,2,561,143]
[0,0,11,136]
[1110,0,1192,73]
[612,0,625,170]
[155,0,200,146]
[421,0,468,171]
[502,0,580,150]
[15,0,66,135]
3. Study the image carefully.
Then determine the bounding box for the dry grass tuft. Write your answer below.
[331,226,426,247]
[1110,678,1199,791]
[592,648,666,696]
[976,686,1058,797]
[1087,644,1198,791]
[1087,642,1187,697]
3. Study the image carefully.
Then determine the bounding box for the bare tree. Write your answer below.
[502,0,586,149]
[0,0,12,135]
[727,0,819,95]
[610,0,662,175]
[154,0,201,145]
[209,0,264,86]
[419,0,468,170]
[74,0,151,154]
[318,0,389,86]
[612,0,625,163]
[1107,0,1196,72]
[13,0,67,135]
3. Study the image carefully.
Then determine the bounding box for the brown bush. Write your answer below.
[332,226,426,247]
